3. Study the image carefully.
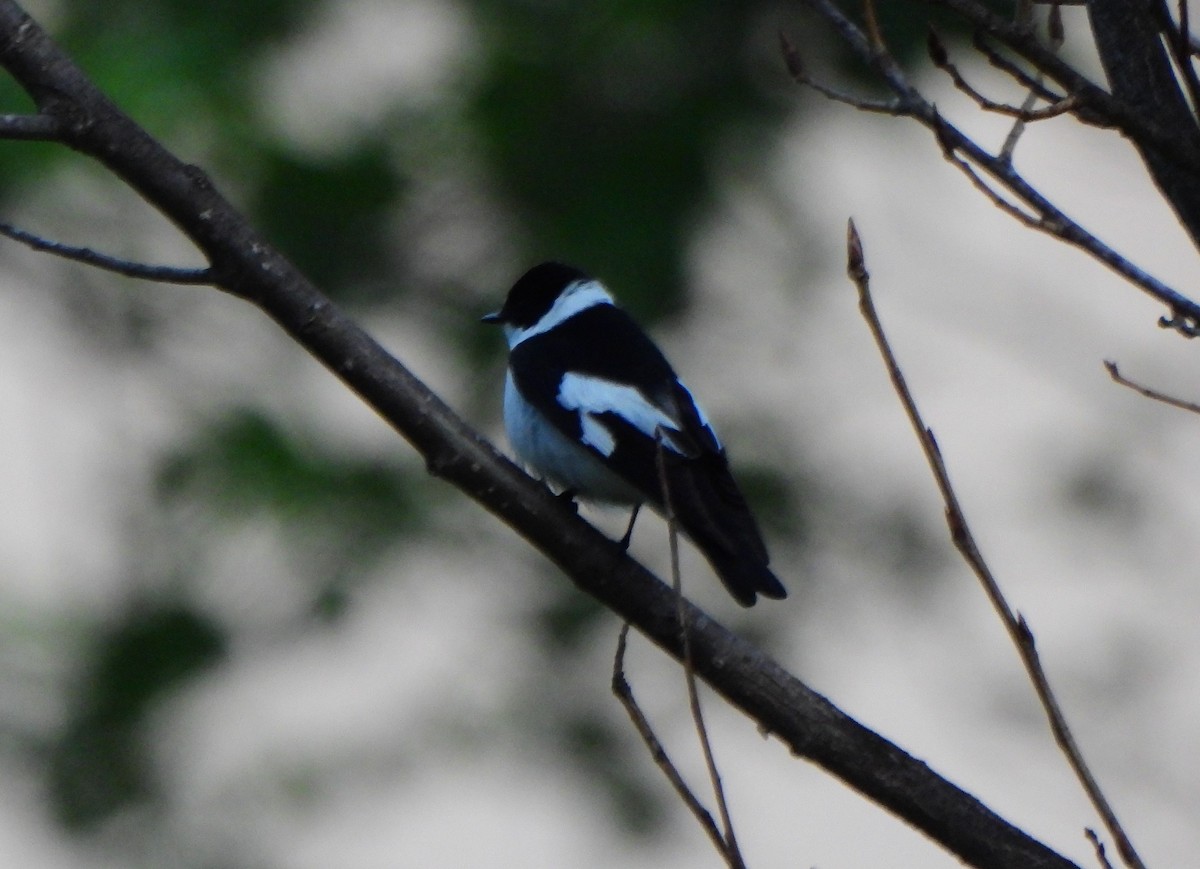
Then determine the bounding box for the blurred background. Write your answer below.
[0,0,1197,866]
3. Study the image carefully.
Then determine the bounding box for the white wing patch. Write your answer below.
[578,414,617,456]
[676,382,721,450]
[557,372,688,457]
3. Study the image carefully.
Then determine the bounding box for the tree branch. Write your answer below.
[612,625,732,864]
[784,6,1200,335]
[0,220,213,283]
[1104,359,1200,413]
[928,30,1077,122]
[1087,0,1200,251]
[0,111,60,139]
[925,0,1200,178]
[655,434,744,868]
[848,221,1146,869]
[0,3,1083,867]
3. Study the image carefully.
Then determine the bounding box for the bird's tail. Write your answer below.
[702,547,787,607]
[663,455,788,607]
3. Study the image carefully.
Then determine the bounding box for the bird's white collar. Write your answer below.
[505,279,613,349]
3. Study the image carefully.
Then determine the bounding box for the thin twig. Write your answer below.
[1046,2,1065,46]
[780,32,903,114]
[1167,0,1200,119]
[1104,360,1200,413]
[1157,309,1200,337]
[973,33,1065,103]
[928,31,1077,126]
[1000,6,1063,167]
[949,61,1077,121]
[783,8,1200,336]
[611,624,728,855]
[1086,828,1116,869]
[932,116,1200,337]
[845,220,1147,869]
[929,118,1049,223]
[927,0,1200,173]
[998,88,1037,163]
[862,0,886,54]
[1001,0,1066,164]
[654,433,745,869]
[0,112,62,140]
[0,220,213,284]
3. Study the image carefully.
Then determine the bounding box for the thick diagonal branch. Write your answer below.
[0,3,1081,866]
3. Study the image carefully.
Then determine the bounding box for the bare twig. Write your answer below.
[1104,359,1200,413]
[1166,0,1200,120]
[0,112,61,139]
[845,220,1147,869]
[1086,828,1116,869]
[936,136,1198,339]
[928,31,1077,125]
[928,26,1073,164]
[1006,5,1061,164]
[654,434,744,869]
[861,0,886,54]
[783,7,1200,336]
[780,32,902,114]
[0,220,213,284]
[608,435,751,867]
[1046,2,1065,45]
[928,121,1044,222]
[611,624,728,856]
[1157,309,1200,337]
[998,88,1037,162]
[924,109,1169,323]
[926,0,1200,174]
[973,33,1065,103]
[1000,89,1077,123]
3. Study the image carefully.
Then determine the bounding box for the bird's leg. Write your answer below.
[618,504,641,551]
[555,488,579,513]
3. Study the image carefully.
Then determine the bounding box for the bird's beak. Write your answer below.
[480,311,502,324]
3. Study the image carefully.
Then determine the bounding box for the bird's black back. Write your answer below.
[509,302,784,604]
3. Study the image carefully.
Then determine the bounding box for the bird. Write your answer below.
[482,261,786,606]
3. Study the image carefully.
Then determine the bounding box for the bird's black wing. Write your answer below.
[508,304,717,474]
[509,304,785,605]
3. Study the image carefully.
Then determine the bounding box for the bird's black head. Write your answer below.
[482,261,592,328]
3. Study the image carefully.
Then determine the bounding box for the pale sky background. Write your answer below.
[1,3,1198,868]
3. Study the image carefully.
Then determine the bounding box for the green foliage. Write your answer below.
[470,0,785,320]
[157,407,433,624]
[56,0,318,120]
[157,408,427,549]
[252,143,407,299]
[49,605,226,829]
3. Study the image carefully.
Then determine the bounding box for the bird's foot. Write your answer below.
[555,488,579,513]
[617,504,641,551]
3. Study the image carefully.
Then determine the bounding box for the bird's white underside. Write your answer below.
[504,370,644,503]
